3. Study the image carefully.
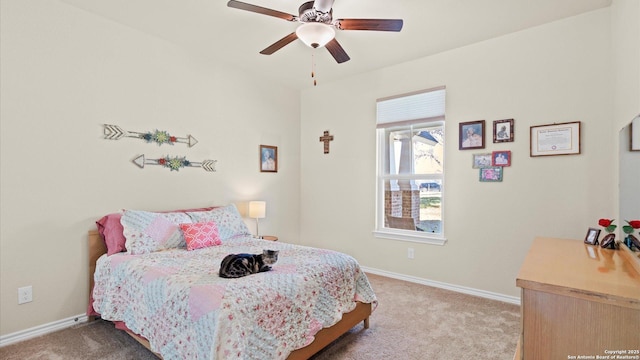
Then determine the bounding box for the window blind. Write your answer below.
[376,86,445,128]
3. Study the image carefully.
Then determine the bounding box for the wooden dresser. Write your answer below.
[515,237,640,360]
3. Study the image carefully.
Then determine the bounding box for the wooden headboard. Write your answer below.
[88,229,106,318]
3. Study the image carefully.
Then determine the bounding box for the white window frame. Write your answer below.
[373,87,447,246]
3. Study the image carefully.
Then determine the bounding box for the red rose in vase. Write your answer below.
[598,219,617,249]
[598,218,612,227]
[598,219,616,233]
[627,220,640,229]
[622,220,640,250]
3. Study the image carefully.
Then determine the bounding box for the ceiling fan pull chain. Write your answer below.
[311,52,315,78]
[311,52,317,86]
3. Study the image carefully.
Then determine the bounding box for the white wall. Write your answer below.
[0,0,300,336]
[300,8,616,298]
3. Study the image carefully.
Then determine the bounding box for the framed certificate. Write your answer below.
[530,121,581,157]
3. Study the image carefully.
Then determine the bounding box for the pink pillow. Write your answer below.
[96,206,216,256]
[180,221,222,250]
[96,212,126,256]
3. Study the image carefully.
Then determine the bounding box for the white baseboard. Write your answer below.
[361,266,521,305]
[0,314,88,347]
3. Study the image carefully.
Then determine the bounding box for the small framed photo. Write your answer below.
[584,228,600,245]
[472,153,492,168]
[479,167,502,182]
[631,115,640,151]
[491,151,511,167]
[530,121,581,157]
[459,120,485,150]
[259,145,277,173]
[493,119,514,143]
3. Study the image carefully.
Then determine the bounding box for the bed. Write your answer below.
[87,204,377,360]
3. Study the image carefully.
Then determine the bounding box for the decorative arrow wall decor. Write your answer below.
[132,155,217,172]
[104,124,198,147]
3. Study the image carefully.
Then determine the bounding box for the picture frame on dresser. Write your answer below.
[584,228,600,245]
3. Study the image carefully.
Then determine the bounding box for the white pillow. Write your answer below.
[121,210,192,254]
[186,204,251,241]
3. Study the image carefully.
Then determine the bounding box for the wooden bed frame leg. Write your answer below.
[363,317,370,329]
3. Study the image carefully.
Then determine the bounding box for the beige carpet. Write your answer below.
[0,274,520,360]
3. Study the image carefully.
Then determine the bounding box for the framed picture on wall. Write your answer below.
[459,120,485,150]
[259,145,278,173]
[479,167,502,182]
[530,121,581,157]
[493,119,514,143]
[472,153,492,168]
[491,151,511,167]
[631,115,640,151]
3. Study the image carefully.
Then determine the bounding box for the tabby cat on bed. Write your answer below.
[218,250,279,278]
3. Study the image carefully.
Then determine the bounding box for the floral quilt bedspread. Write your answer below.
[91,236,377,359]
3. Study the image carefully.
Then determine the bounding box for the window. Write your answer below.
[374,87,446,245]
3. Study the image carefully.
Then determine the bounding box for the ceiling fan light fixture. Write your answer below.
[296,22,335,49]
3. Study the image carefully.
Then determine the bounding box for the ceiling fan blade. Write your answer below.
[336,19,403,32]
[260,32,299,55]
[325,38,350,63]
[227,0,297,21]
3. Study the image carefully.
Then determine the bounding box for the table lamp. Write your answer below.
[249,201,266,239]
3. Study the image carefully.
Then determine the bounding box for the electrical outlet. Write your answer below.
[407,248,415,259]
[18,286,32,304]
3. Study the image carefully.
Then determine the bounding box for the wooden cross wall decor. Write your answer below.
[319,131,334,154]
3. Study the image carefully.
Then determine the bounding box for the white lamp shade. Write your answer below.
[249,201,266,219]
[296,23,335,49]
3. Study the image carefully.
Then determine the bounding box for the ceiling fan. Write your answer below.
[227,0,403,64]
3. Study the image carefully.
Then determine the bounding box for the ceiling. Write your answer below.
[59,0,611,90]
